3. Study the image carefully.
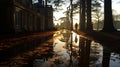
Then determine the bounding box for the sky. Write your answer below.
[32,0,120,25]
[54,0,120,20]
[112,0,120,14]
[32,0,120,15]
[53,0,79,20]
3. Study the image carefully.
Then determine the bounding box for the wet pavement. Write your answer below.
[1,29,120,67]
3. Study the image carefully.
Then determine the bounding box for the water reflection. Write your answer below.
[102,47,111,67]
[78,37,91,67]
[33,29,120,67]
[1,30,120,67]
[90,41,103,67]
[101,44,120,67]
[33,30,97,67]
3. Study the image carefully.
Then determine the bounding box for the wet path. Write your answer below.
[0,31,57,51]
[1,30,120,67]
[0,31,58,67]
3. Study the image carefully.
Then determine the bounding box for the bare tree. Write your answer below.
[92,0,102,31]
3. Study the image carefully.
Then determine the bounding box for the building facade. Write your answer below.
[0,0,54,36]
[34,0,54,31]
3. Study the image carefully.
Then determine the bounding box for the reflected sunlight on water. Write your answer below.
[72,32,79,46]
[33,29,120,67]
[1,30,120,67]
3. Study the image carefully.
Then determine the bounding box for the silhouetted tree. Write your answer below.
[102,0,117,32]
[86,0,93,31]
[70,0,73,30]
[80,0,86,31]
[79,0,93,31]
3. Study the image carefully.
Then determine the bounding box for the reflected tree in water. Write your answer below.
[78,37,91,67]
[102,47,111,67]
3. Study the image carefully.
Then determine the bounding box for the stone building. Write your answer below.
[0,0,53,36]
[34,0,54,31]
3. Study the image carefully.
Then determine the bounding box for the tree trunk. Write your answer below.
[70,0,73,30]
[80,0,86,31]
[86,0,93,31]
[102,0,116,32]
[102,47,111,67]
